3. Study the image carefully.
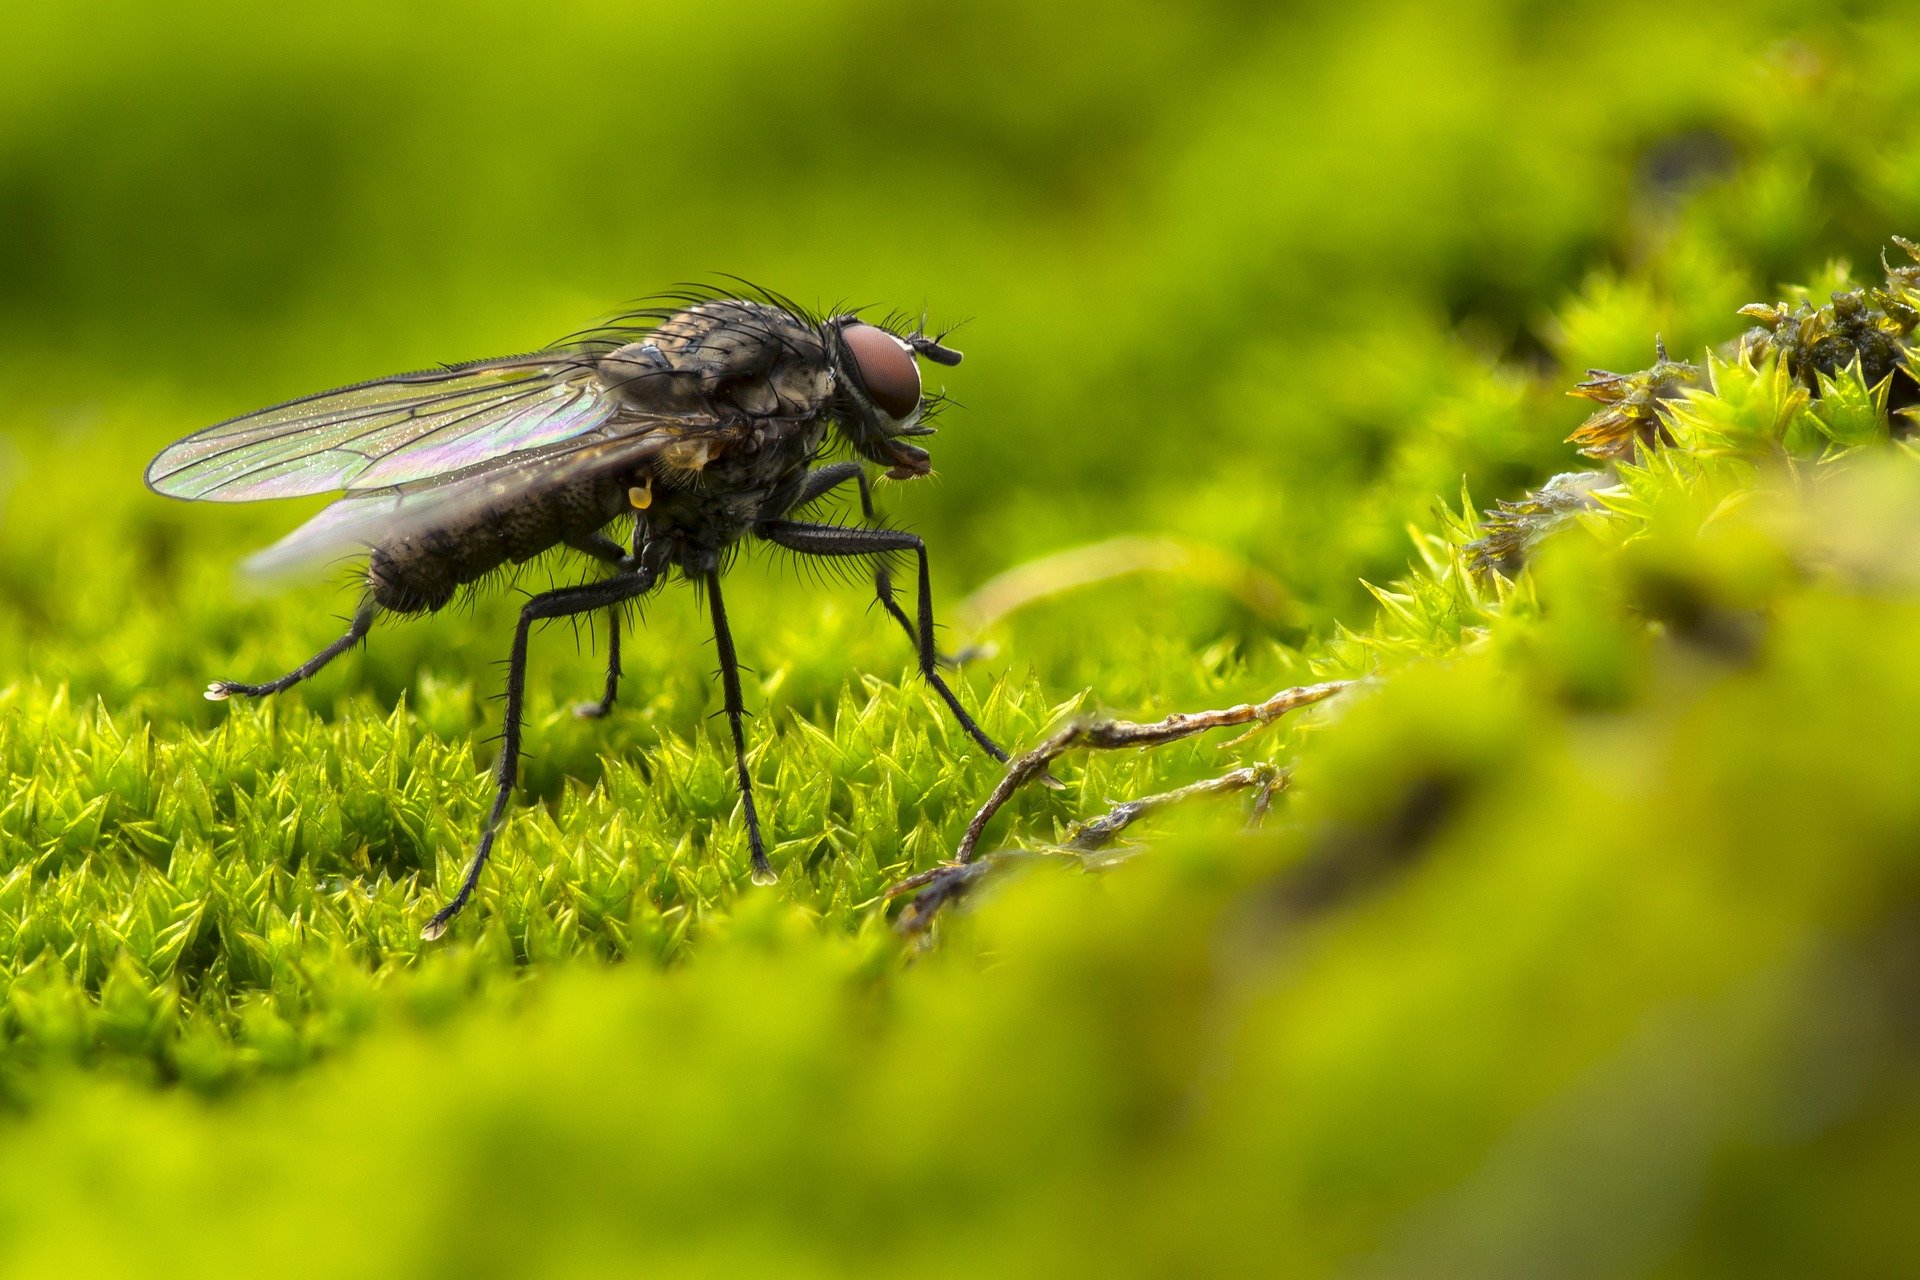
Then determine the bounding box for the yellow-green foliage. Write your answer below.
[6,0,1920,1273]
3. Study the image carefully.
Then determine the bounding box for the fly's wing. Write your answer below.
[146,353,629,501]
[238,420,727,582]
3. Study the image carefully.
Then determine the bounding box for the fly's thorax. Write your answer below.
[636,470,761,574]
[643,415,825,489]
[596,299,834,419]
[634,417,826,574]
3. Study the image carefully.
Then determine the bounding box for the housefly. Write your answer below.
[146,287,1007,939]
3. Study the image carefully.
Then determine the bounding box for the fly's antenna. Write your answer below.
[909,312,968,366]
[909,333,964,366]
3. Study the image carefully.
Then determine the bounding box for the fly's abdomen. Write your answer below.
[368,475,629,613]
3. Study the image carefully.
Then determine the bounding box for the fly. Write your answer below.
[145,287,1007,939]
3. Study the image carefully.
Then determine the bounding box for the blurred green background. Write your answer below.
[17,0,1920,635]
[6,0,1920,1273]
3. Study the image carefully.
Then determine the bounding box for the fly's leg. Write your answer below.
[789,463,958,666]
[789,460,868,510]
[566,533,635,719]
[422,567,658,941]
[705,570,774,885]
[756,519,1008,762]
[206,598,376,701]
[573,608,622,720]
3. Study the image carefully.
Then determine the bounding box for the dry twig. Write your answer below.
[888,680,1352,933]
[956,679,1350,864]
[1061,763,1282,852]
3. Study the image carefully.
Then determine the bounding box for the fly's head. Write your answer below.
[823,316,963,479]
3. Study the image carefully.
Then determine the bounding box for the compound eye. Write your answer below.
[842,323,921,420]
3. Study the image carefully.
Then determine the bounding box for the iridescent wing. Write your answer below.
[145,352,628,501]
[238,421,729,581]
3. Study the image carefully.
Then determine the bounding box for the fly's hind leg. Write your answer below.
[206,598,376,701]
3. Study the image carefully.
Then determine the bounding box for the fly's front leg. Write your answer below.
[756,519,1007,763]
[206,597,377,701]
[422,566,658,941]
[790,464,958,664]
[789,461,868,510]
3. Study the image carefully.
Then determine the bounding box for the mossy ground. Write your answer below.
[6,1,1920,1273]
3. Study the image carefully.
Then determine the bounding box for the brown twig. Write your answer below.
[890,858,1006,934]
[890,763,1290,934]
[885,680,1353,936]
[955,680,1351,864]
[1061,763,1283,851]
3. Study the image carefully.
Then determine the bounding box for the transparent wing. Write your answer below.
[146,353,625,501]
[239,423,719,582]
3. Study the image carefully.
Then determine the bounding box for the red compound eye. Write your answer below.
[842,323,921,419]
